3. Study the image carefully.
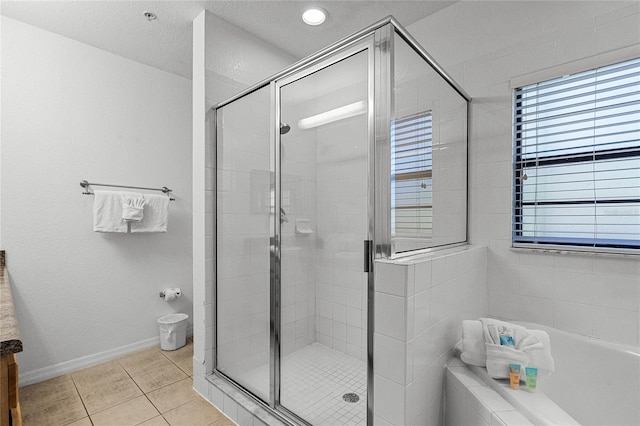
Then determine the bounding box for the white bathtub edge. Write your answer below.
[446,354,584,426]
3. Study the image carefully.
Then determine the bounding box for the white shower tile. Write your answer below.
[552,271,595,305]
[374,375,405,425]
[333,303,347,323]
[468,386,515,425]
[517,295,554,327]
[375,262,408,296]
[592,276,640,311]
[405,369,430,423]
[592,307,639,346]
[414,289,432,336]
[519,268,555,299]
[375,292,406,340]
[492,410,534,426]
[489,291,520,321]
[414,259,432,292]
[592,256,640,277]
[406,296,415,341]
[553,301,593,336]
[432,256,450,287]
[374,333,407,385]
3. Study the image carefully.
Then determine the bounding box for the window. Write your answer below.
[513,57,640,251]
[392,111,433,238]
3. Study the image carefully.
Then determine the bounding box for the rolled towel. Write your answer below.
[524,329,554,376]
[460,320,487,366]
[121,192,145,222]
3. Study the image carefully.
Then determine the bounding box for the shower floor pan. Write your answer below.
[236,343,366,425]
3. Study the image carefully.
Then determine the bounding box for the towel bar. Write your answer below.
[80,180,175,201]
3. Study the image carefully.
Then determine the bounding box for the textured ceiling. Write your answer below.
[0,1,456,79]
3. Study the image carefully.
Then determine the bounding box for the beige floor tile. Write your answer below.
[175,357,192,376]
[20,378,79,414]
[138,415,170,426]
[208,416,236,426]
[90,395,159,426]
[163,398,229,426]
[79,376,144,414]
[65,417,93,426]
[119,347,172,375]
[129,363,188,393]
[147,377,199,413]
[72,359,129,391]
[161,341,193,364]
[22,394,87,426]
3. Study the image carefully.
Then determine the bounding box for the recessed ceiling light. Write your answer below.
[302,8,326,26]
[143,11,157,21]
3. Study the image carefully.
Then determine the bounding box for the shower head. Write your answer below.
[280,123,291,135]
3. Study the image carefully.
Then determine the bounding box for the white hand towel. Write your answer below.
[130,193,169,233]
[93,190,127,233]
[121,192,145,222]
[460,320,487,366]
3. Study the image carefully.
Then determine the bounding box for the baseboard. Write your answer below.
[20,326,193,387]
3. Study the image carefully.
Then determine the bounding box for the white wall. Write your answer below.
[1,17,192,383]
[409,1,640,346]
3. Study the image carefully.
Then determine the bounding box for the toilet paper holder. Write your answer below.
[159,288,182,301]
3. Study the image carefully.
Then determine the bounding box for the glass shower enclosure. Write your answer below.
[212,17,469,425]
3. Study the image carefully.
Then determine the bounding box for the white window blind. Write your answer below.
[392,111,433,238]
[513,57,640,251]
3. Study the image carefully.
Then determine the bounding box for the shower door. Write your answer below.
[274,41,372,425]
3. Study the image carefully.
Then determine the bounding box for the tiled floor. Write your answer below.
[238,343,367,426]
[19,338,235,426]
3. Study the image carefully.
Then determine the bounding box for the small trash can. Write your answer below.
[157,313,189,351]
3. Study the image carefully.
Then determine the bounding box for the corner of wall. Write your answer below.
[192,10,208,374]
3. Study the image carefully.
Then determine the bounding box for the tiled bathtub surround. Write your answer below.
[445,362,534,426]
[373,245,488,425]
[408,1,640,345]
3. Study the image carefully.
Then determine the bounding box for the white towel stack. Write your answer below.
[93,190,169,233]
[459,318,554,379]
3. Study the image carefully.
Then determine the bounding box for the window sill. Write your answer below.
[511,243,640,258]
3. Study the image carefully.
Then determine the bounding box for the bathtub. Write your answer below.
[445,321,640,426]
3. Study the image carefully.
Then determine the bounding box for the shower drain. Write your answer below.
[342,393,360,403]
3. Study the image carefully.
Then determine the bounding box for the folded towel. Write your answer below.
[461,320,487,366]
[93,190,127,233]
[485,343,530,378]
[459,318,555,378]
[121,192,145,222]
[130,193,169,233]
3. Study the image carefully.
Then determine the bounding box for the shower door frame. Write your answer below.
[211,16,471,426]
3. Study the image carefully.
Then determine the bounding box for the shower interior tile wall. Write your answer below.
[281,82,368,360]
[280,99,319,357]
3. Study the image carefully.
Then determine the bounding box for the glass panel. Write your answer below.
[278,49,369,425]
[391,32,468,254]
[215,85,271,402]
